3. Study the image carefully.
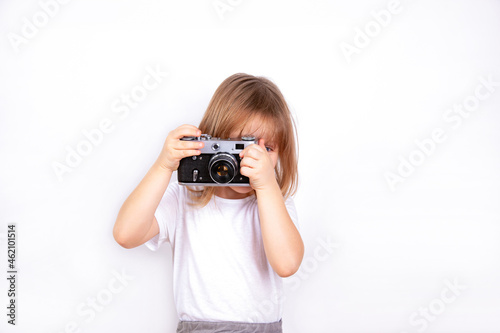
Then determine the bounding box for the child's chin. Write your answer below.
[229,186,254,194]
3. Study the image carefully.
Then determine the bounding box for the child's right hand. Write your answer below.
[156,124,204,172]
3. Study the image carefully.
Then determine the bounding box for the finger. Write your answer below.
[172,124,201,140]
[240,166,254,178]
[241,145,264,160]
[240,142,263,154]
[258,138,266,150]
[173,140,204,150]
[178,148,201,158]
[240,156,258,169]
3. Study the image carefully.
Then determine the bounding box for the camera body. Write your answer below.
[177,134,258,186]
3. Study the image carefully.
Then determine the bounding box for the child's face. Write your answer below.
[228,115,279,195]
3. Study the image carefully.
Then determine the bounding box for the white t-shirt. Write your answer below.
[145,181,299,323]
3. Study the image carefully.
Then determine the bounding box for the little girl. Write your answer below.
[113,73,303,333]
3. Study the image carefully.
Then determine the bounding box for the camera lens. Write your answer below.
[208,153,237,184]
[216,164,229,177]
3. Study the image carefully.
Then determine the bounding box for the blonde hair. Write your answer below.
[187,73,298,207]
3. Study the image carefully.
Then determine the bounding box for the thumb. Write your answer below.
[258,138,266,150]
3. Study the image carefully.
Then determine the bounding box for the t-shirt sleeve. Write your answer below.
[284,196,300,232]
[144,181,183,251]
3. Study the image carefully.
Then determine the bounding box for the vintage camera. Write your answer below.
[177,134,258,186]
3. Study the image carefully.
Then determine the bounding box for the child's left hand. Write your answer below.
[239,139,277,192]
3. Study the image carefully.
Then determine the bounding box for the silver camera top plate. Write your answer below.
[181,134,258,154]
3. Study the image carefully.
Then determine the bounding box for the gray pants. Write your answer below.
[176,319,283,333]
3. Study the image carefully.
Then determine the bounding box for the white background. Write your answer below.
[1,0,499,332]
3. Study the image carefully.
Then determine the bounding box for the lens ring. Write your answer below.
[208,153,237,184]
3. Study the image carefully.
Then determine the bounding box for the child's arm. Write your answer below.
[255,183,304,277]
[240,140,304,277]
[113,125,203,249]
